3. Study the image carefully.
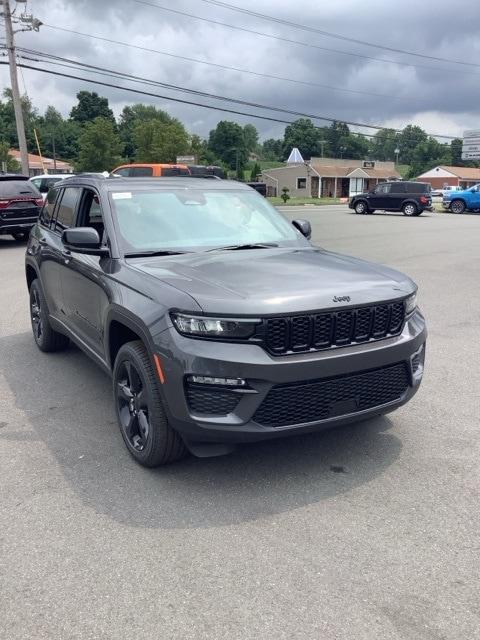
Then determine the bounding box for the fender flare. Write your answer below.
[104,306,156,370]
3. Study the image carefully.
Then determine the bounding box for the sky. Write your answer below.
[1,0,479,141]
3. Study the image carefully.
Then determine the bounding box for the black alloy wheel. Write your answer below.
[29,279,69,352]
[116,359,151,453]
[30,286,43,343]
[113,341,186,466]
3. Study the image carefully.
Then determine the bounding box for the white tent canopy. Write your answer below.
[286,147,304,163]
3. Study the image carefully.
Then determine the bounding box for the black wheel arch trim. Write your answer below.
[25,257,41,290]
[105,306,158,370]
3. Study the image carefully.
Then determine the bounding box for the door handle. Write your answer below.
[39,238,47,246]
[62,249,72,263]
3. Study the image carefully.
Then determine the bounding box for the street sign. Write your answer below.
[176,155,195,164]
[462,144,480,152]
[463,129,480,138]
[461,137,480,146]
[462,130,480,159]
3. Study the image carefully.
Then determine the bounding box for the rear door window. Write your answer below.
[39,188,59,227]
[129,166,154,177]
[53,187,81,232]
[162,167,189,176]
[390,182,406,193]
[405,182,429,193]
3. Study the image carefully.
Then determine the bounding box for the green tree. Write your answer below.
[208,121,248,170]
[262,138,283,161]
[283,118,320,159]
[0,89,39,150]
[397,125,428,165]
[75,117,123,172]
[326,121,350,158]
[337,133,370,160]
[250,161,261,181]
[243,124,259,152]
[70,91,115,125]
[188,133,204,161]
[407,137,451,178]
[35,106,82,162]
[369,128,399,161]
[450,138,463,165]
[133,119,190,163]
[0,140,20,171]
[118,104,173,158]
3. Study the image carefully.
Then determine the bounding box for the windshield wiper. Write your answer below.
[124,250,192,258]
[206,242,279,252]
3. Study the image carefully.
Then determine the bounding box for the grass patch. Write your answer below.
[268,196,342,206]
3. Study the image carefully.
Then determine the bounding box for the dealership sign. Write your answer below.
[462,129,480,159]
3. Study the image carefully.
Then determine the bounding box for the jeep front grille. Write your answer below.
[263,301,405,355]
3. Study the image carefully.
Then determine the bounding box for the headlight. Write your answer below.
[405,292,417,315]
[171,313,259,339]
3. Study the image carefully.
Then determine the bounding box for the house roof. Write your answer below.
[9,149,73,171]
[310,164,401,179]
[438,166,480,180]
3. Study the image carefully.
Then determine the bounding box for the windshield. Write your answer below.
[109,188,305,253]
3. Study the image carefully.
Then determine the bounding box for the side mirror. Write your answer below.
[62,227,108,256]
[292,218,311,240]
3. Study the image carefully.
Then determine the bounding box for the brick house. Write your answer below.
[261,158,401,198]
[8,149,73,176]
[415,166,480,189]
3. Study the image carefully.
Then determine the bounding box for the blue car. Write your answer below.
[443,183,480,213]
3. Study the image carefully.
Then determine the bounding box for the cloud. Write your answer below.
[1,0,479,140]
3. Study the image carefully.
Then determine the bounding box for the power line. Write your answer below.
[10,48,457,140]
[0,57,460,151]
[0,59,298,125]
[37,24,412,103]
[132,0,480,76]
[196,0,479,68]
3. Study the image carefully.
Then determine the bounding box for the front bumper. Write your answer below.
[156,310,427,446]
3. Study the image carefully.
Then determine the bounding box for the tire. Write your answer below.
[402,202,418,216]
[450,199,466,214]
[29,279,70,352]
[12,232,28,241]
[113,340,187,467]
[354,201,368,215]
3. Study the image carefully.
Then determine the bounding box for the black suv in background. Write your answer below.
[349,181,432,216]
[0,174,43,240]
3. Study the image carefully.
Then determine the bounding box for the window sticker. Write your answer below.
[112,192,132,200]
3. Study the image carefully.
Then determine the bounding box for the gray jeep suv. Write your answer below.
[25,176,426,466]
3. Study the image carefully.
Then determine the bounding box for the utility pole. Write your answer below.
[1,0,42,175]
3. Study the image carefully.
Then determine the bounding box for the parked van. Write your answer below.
[112,164,190,177]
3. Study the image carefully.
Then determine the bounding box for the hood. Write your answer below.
[127,247,415,315]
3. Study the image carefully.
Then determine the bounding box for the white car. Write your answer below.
[430,185,462,198]
[29,174,69,199]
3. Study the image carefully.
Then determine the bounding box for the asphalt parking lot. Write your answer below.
[1,205,479,640]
